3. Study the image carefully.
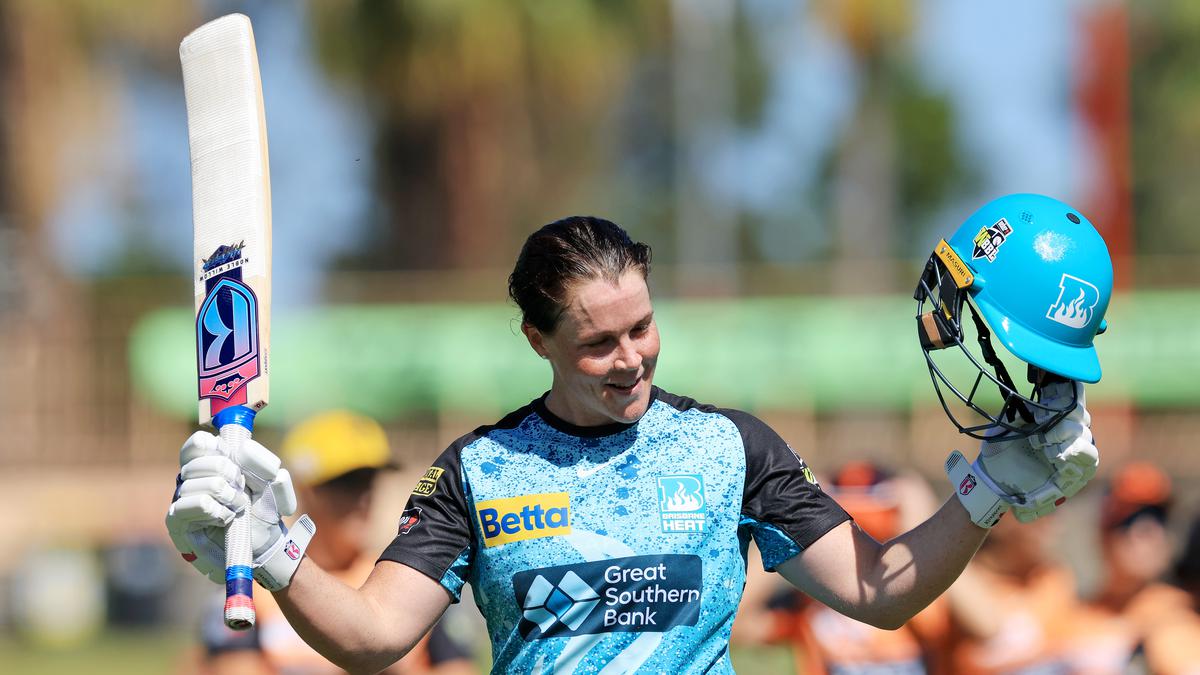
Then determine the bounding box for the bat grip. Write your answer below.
[216,406,257,630]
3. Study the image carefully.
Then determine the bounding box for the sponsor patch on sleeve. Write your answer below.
[412,466,445,496]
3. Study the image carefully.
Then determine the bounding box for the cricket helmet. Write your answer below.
[914,193,1113,439]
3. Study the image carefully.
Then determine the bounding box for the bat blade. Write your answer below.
[181,13,272,631]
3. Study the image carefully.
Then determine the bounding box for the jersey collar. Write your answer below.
[531,387,660,438]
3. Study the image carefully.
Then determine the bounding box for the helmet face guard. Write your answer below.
[915,241,1076,440]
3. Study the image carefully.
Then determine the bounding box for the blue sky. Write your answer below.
[48,0,1088,305]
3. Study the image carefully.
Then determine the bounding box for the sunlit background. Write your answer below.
[2,0,1198,672]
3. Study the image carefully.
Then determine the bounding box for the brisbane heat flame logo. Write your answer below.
[197,241,260,400]
[1046,274,1100,329]
[657,475,707,533]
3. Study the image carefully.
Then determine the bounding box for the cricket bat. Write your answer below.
[180,13,272,630]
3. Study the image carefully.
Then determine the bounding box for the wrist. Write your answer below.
[945,451,1007,528]
[253,514,317,591]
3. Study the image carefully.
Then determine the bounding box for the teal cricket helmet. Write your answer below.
[914,193,1113,439]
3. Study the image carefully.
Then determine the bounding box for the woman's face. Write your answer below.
[524,269,660,427]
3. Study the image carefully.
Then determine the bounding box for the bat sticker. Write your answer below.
[196,248,261,401]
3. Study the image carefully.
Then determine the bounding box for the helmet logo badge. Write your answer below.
[1046,274,1100,329]
[972,218,1014,262]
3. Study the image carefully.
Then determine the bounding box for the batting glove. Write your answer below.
[946,380,1097,527]
[166,431,315,591]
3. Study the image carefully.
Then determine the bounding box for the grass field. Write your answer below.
[0,629,193,674]
[0,627,798,674]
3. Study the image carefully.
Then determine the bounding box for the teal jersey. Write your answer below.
[380,388,849,674]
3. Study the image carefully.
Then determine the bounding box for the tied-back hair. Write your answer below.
[508,216,652,333]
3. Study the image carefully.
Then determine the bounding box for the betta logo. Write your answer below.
[397,508,423,535]
[1046,274,1100,329]
[959,474,978,496]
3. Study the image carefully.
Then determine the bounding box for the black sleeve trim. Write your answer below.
[375,402,537,589]
[721,407,851,550]
[376,547,469,589]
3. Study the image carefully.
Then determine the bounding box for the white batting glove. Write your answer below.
[1027,381,1097,500]
[947,381,1097,527]
[165,431,315,591]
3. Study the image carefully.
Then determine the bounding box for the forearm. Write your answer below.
[785,495,988,630]
[271,558,417,674]
[864,496,988,627]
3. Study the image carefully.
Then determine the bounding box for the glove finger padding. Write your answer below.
[180,454,245,487]
[180,430,222,465]
[168,491,241,526]
[176,476,249,514]
[217,438,297,518]
[167,432,304,588]
[1029,381,1098,499]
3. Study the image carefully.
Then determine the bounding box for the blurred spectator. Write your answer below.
[186,411,477,675]
[1176,507,1200,609]
[1066,462,1200,674]
[942,510,1081,674]
[735,460,952,674]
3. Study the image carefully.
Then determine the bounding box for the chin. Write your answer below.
[611,392,652,423]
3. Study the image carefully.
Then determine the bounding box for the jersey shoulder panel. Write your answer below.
[378,401,538,595]
[714,406,850,566]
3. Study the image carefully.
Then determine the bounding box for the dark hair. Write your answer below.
[508,216,652,333]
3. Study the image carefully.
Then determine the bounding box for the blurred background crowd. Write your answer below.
[1,0,1199,672]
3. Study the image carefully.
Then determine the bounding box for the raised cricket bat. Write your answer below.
[180,13,272,630]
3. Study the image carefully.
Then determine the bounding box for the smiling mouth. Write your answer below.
[605,378,640,394]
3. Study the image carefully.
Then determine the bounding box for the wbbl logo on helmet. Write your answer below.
[972,218,1013,262]
[1046,274,1100,329]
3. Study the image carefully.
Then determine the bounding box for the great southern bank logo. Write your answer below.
[475,492,570,548]
[657,475,707,533]
[514,555,702,640]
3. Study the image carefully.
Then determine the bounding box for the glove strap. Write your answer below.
[253,514,316,591]
[945,451,1008,529]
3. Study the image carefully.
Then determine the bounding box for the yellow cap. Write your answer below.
[280,410,392,486]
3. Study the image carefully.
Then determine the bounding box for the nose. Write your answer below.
[614,336,642,371]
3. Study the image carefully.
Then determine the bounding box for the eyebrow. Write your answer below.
[577,311,654,343]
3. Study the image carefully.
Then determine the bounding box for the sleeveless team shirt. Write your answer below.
[380,387,850,674]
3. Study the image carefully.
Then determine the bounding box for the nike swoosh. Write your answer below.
[577,456,623,479]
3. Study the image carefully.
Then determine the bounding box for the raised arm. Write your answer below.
[781,381,1097,629]
[272,558,451,673]
[166,431,451,674]
[778,495,984,629]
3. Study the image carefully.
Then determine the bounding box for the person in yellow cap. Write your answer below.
[192,411,478,675]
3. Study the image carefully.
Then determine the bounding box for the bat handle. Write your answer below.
[215,405,258,630]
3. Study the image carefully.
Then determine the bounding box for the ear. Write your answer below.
[521,323,550,359]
